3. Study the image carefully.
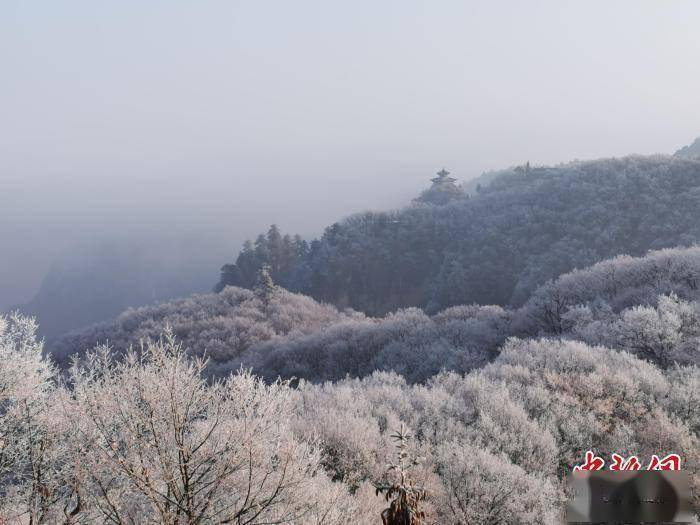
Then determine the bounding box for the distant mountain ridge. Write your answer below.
[24,144,700,342]
[51,245,700,382]
[675,137,700,157]
[217,154,700,315]
[15,238,221,341]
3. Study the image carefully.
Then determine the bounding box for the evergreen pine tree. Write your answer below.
[254,263,277,305]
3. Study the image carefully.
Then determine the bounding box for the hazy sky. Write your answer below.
[2,0,700,309]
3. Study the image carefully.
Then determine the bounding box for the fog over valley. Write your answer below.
[3,0,700,319]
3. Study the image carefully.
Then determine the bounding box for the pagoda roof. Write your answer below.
[431,168,456,183]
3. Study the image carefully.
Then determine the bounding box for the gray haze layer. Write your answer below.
[2,0,700,311]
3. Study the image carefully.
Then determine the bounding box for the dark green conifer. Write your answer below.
[254,263,277,305]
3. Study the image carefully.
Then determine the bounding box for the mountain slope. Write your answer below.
[218,155,700,315]
[15,238,221,341]
[675,137,700,158]
[49,286,360,373]
[52,246,700,381]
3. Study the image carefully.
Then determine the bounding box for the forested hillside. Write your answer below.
[16,154,700,523]
[52,246,700,382]
[50,285,361,374]
[5,0,700,520]
[217,155,700,314]
[4,313,699,523]
[676,137,700,158]
[12,214,700,524]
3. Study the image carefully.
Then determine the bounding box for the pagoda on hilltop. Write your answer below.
[414,168,466,205]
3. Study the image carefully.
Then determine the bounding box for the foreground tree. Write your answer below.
[0,314,66,524]
[64,332,327,524]
[435,443,559,524]
[375,425,427,525]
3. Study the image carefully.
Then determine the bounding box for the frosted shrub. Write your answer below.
[64,331,330,523]
[665,365,700,437]
[0,314,66,524]
[435,442,560,525]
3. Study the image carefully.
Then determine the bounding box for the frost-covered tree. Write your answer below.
[0,314,67,524]
[215,226,311,293]
[63,332,330,524]
[481,338,700,480]
[49,286,357,375]
[521,246,700,335]
[435,443,559,525]
[217,156,700,314]
[254,263,277,306]
[52,246,700,387]
[5,312,700,521]
[664,364,700,438]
